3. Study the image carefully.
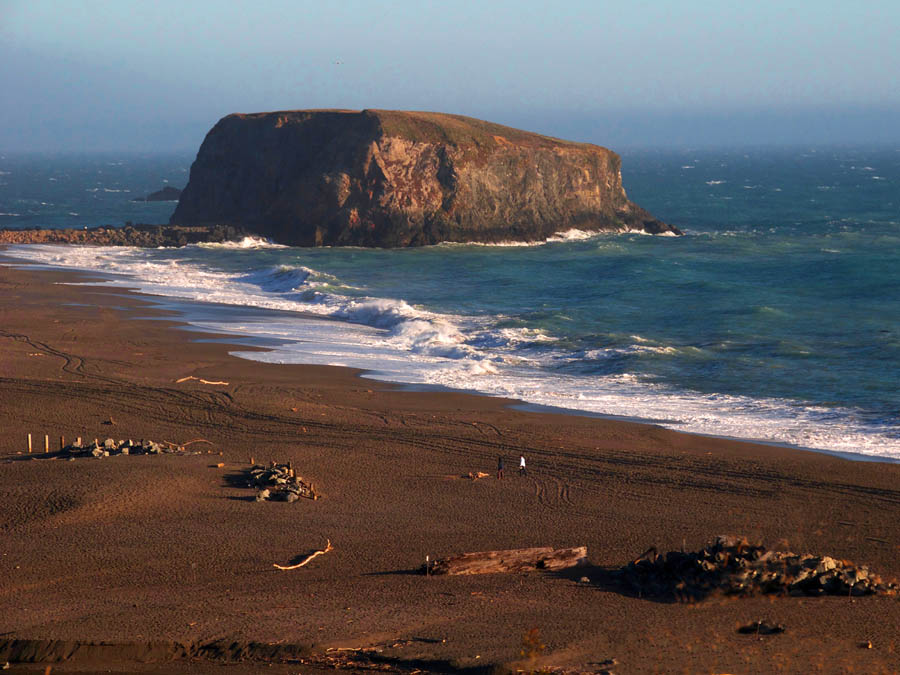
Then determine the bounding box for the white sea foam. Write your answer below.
[457,239,539,248]
[459,226,677,248]
[706,180,726,185]
[546,229,599,242]
[4,243,899,459]
[195,236,287,250]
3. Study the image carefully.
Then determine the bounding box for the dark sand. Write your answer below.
[1,261,899,673]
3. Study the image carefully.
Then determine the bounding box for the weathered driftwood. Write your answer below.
[175,375,230,385]
[430,546,587,575]
[273,539,333,570]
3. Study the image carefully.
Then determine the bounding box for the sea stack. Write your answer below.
[171,109,680,246]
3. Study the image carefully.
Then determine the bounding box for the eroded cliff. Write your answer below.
[171,110,679,246]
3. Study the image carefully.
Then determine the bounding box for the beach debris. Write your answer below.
[62,438,208,458]
[520,627,545,661]
[612,535,898,601]
[428,546,587,575]
[737,621,785,636]
[172,439,215,450]
[241,462,319,501]
[175,375,229,386]
[274,539,333,570]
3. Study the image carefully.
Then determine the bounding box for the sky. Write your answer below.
[1,0,899,152]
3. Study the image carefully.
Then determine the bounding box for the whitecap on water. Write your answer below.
[195,237,286,250]
[4,243,899,459]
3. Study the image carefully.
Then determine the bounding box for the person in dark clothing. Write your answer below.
[497,456,504,479]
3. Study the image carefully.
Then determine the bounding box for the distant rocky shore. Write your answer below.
[131,186,182,202]
[0,223,249,247]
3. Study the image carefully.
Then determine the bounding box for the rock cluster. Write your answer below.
[63,438,190,458]
[614,535,897,601]
[244,462,318,502]
[0,224,250,247]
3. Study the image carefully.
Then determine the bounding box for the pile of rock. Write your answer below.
[245,462,319,503]
[0,224,250,248]
[614,535,897,601]
[64,438,189,458]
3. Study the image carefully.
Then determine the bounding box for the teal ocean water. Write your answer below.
[2,147,898,457]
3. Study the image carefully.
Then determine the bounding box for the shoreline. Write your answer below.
[4,248,895,465]
[2,260,900,673]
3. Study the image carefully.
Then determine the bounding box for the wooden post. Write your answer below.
[250,456,255,465]
[45,435,49,453]
[60,436,65,451]
[27,433,32,454]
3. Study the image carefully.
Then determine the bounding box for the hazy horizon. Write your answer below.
[2,1,898,153]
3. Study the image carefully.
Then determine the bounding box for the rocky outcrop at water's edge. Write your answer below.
[171,109,681,247]
[0,224,249,248]
[132,186,182,202]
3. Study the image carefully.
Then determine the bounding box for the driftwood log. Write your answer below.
[429,546,587,575]
[273,539,333,570]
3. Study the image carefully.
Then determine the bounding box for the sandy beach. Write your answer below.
[1,259,899,673]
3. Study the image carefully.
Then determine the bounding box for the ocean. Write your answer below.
[1,147,898,459]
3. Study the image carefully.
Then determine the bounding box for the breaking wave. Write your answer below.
[4,240,900,459]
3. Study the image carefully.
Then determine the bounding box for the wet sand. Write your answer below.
[1,260,899,673]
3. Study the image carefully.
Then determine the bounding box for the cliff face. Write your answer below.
[171,110,679,246]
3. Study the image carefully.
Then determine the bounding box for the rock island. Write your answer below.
[171,109,680,246]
